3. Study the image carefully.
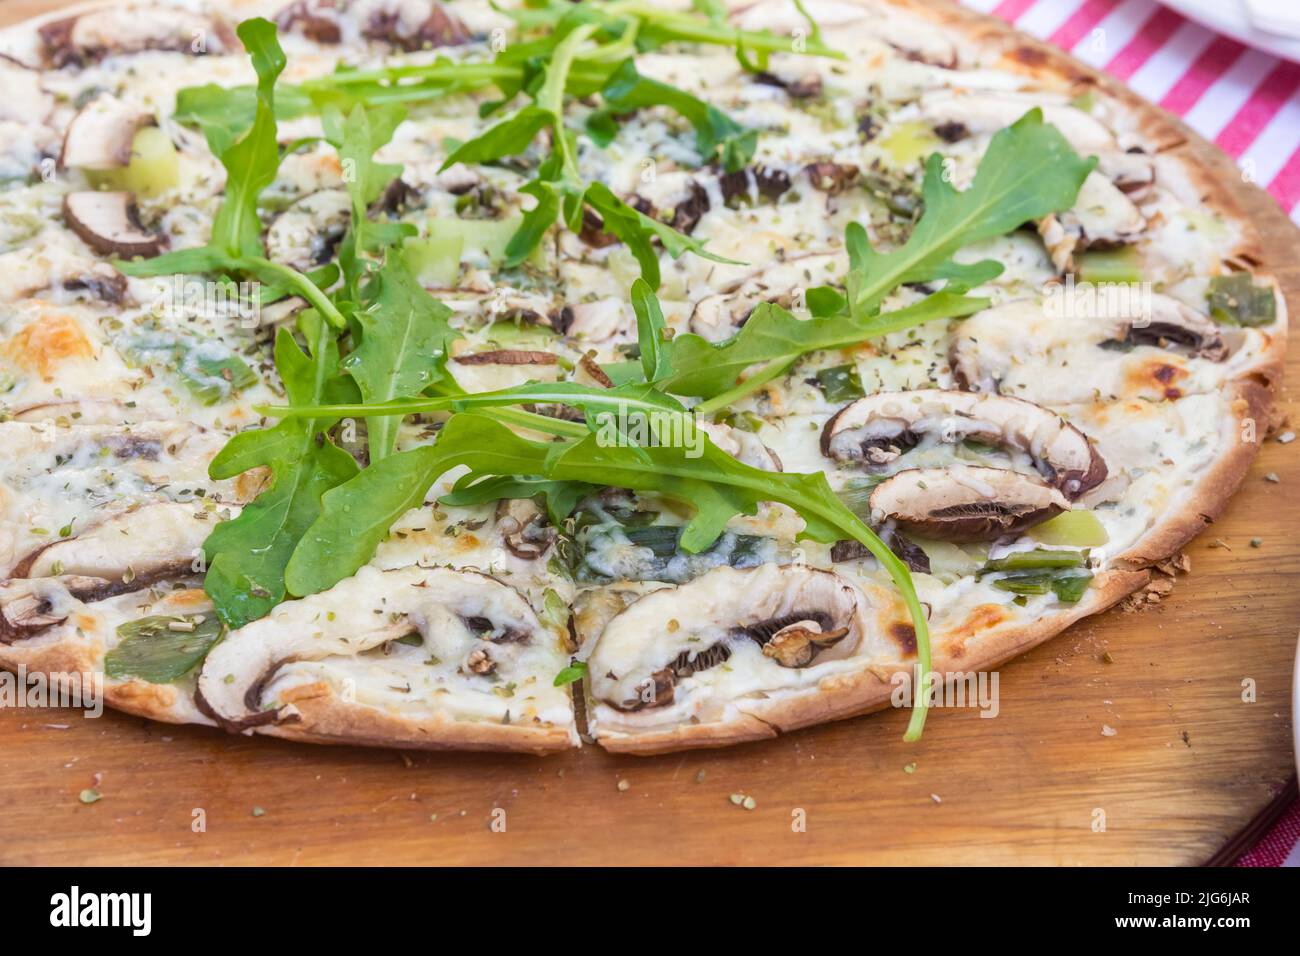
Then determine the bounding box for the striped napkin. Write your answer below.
[960,0,1300,224]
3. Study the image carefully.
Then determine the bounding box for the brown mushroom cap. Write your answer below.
[869,466,1070,542]
[588,564,867,711]
[59,96,152,170]
[196,566,544,731]
[452,349,558,366]
[495,498,556,560]
[62,191,164,258]
[40,8,234,67]
[821,389,1107,499]
[950,295,1228,395]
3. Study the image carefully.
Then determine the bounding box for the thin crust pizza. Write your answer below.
[0,0,1285,755]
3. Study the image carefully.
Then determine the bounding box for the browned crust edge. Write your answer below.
[254,690,577,755]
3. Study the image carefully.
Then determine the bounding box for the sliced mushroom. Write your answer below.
[0,575,110,644]
[718,165,793,205]
[265,189,351,271]
[804,161,859,195]
[451,349,560,393]
[63,191,164,258]
[40,8,234,68]
[359,0,472,51]
[59,95,153,171]
[0,501,216,644]
[821,390,1107,499]
[196,566,544,731]
[562,299,630,343]
[588,564,866,711]
[496,498,556,560]
[1037,171,1145,273]
[869,466,1070,542]
[753,70,823,99]
[275,0,345,43]
[950,294,1227,397]
[914,90,1117,154]
[62,262,130,304]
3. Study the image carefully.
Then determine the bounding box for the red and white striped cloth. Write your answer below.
[958,0,1300,224]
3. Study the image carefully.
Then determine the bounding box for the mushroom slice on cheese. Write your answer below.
[869,466,1070,542]
[0,501,216,643]
[357,0,472,52]
[195,566,577,752]
[265,189,351,271]
[914,90,1117,154]
[1037,171,1146,273]
[821,390,1107,498]
[950,294,1228,397]
[63,191,164,258]
[39,7,235,67]
[58,95,152,171]
[587,564,866,713]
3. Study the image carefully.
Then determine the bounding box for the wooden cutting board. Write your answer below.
[0,0,1295,866]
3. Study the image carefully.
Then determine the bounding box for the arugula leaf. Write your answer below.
[631,277,672,383]
[203,317,359,628]
[339,255,458,461]
[584,182,741,289]
[441,105,555,169]
[597,58,757,172]
[436,21,741,286]
[117,22,351,332]
[503,0,845,60]
[440,474,597,527]
[846,108,1096,318]
[635,110,1095,409]
[209,19,286,261]
[174,84,311,156]
[553,661,589,687]
[666,293,987,405]
[323,104,417,296]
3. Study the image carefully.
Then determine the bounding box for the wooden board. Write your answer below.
[0,0,1296,866]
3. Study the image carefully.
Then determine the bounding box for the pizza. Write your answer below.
[0,0,1285,755]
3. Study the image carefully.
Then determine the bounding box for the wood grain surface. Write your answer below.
[0,0,1295,866]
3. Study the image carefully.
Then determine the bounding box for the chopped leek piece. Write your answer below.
[814,363,865,403]
[87,126,180,198]
[1207,273,1276,327]
[1077,247,1141,284]
[403,233,463,287]
[881,121,941,167]
[978,548,1087,575]
[1029,510,1109,547]
[990,568,1093,602]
